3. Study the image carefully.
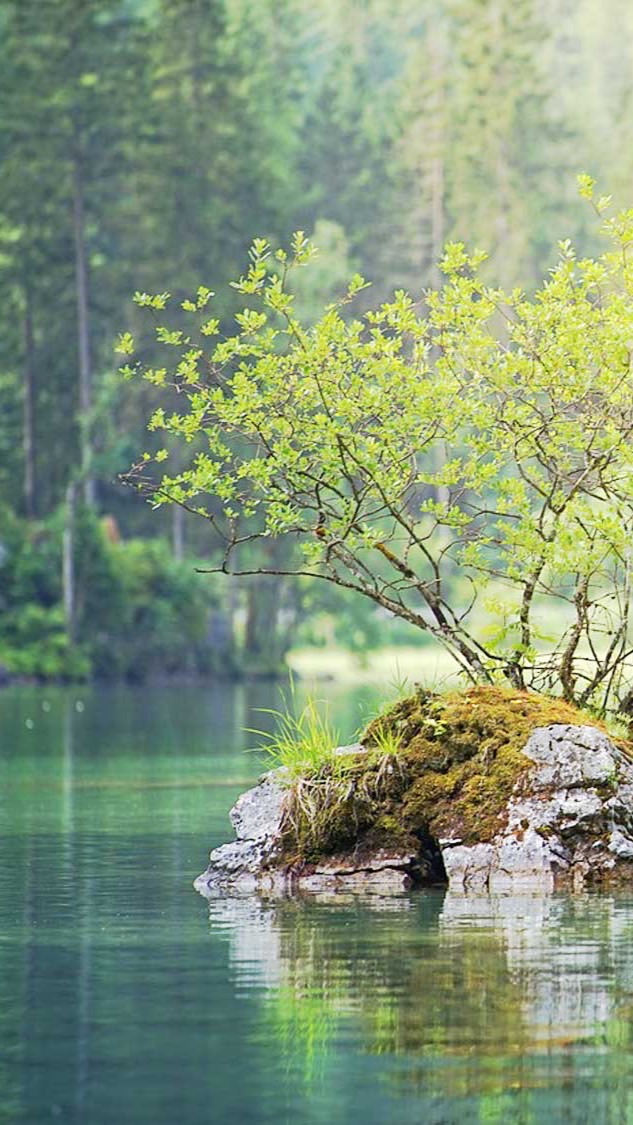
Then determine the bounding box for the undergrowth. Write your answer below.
[280,750,409,864]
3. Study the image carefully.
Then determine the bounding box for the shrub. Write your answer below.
[90,538,223,680]
[125,186,633,713]
[0,506,227,681]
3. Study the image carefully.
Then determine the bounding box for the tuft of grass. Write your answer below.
[365,724,402,757]
[246,683,415,862]
[247,691,342,779]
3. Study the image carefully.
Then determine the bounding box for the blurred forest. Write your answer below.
[1,0,633,681]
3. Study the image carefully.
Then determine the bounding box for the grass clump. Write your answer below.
[249,688,393,862]
[249,695,342,778]
[280,750,409,864]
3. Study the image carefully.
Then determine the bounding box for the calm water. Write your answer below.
[3,683,633,1124]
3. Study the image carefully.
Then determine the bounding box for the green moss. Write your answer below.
[278,685,624,865]
[365,685,611,846]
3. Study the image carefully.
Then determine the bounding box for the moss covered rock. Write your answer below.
[195,687,633,894]
[362,686,611,847]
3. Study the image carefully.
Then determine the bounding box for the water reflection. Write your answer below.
[205,889,633,1114]
[5,683,633,1123]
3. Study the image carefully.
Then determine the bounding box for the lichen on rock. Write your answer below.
[194,686,633,895]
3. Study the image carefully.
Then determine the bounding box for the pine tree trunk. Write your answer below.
[172,504,185,561]
[242,539,294,677]
[72,149,95,508]
[22,283,36,519]
[430,154,445,286]
[243,575,283,677]
[429,33,446,286]
[63,483,76,643]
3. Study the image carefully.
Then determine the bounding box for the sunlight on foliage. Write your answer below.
[127,190,633,715]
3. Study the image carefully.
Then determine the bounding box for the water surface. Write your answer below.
[2,683,633,1124]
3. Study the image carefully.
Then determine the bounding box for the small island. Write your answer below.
[195,685,633,895]
[122,189,633,902]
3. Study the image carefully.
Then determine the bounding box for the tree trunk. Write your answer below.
[427,46,448,503]
[243,575,283,677]
[63,482,76,643]
[22,283,36,519]
[242,540,294,677]
[72,149,95,508]
[429,31,446,287]
[430,154,445,287]
[172,503,185,561]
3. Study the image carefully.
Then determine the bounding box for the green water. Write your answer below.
[3,684,633,1124]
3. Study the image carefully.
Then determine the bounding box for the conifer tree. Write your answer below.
[0,0,150,512]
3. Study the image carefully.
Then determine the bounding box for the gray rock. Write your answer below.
[313,847,417,875]
[192,839,288,895]
[443,829,571,894]
[229,772,287,842]
[445,725,633,892]
[306,847,422,892]
[609,828,633,858]
[194,770,290,893]
[298,867,413,893]
[442,843,496,892]
[333,742,365,757]
[521,725,619,788]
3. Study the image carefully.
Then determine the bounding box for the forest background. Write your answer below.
[1,0,632,682]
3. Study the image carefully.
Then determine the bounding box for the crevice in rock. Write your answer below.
[412,831,448,887]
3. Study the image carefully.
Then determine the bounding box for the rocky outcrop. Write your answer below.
[194,763,441,892]
[194,723,633,895]
[442,724,633,892]
[194,773,288,893]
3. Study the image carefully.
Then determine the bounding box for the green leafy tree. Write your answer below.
[127,189,633,712]
[294,2,403,301]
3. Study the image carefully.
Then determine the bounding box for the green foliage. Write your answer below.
[91,538,222,681]
[0,604,91,680]
[0,506,81,678]
[294,579,433,656]
[131,200,633,711]
[5,0,633,683]
[0,0,154,515]
[0,508,225,681]
[0,509,61,608]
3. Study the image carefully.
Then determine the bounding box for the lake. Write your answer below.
[2,682,633,1124]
